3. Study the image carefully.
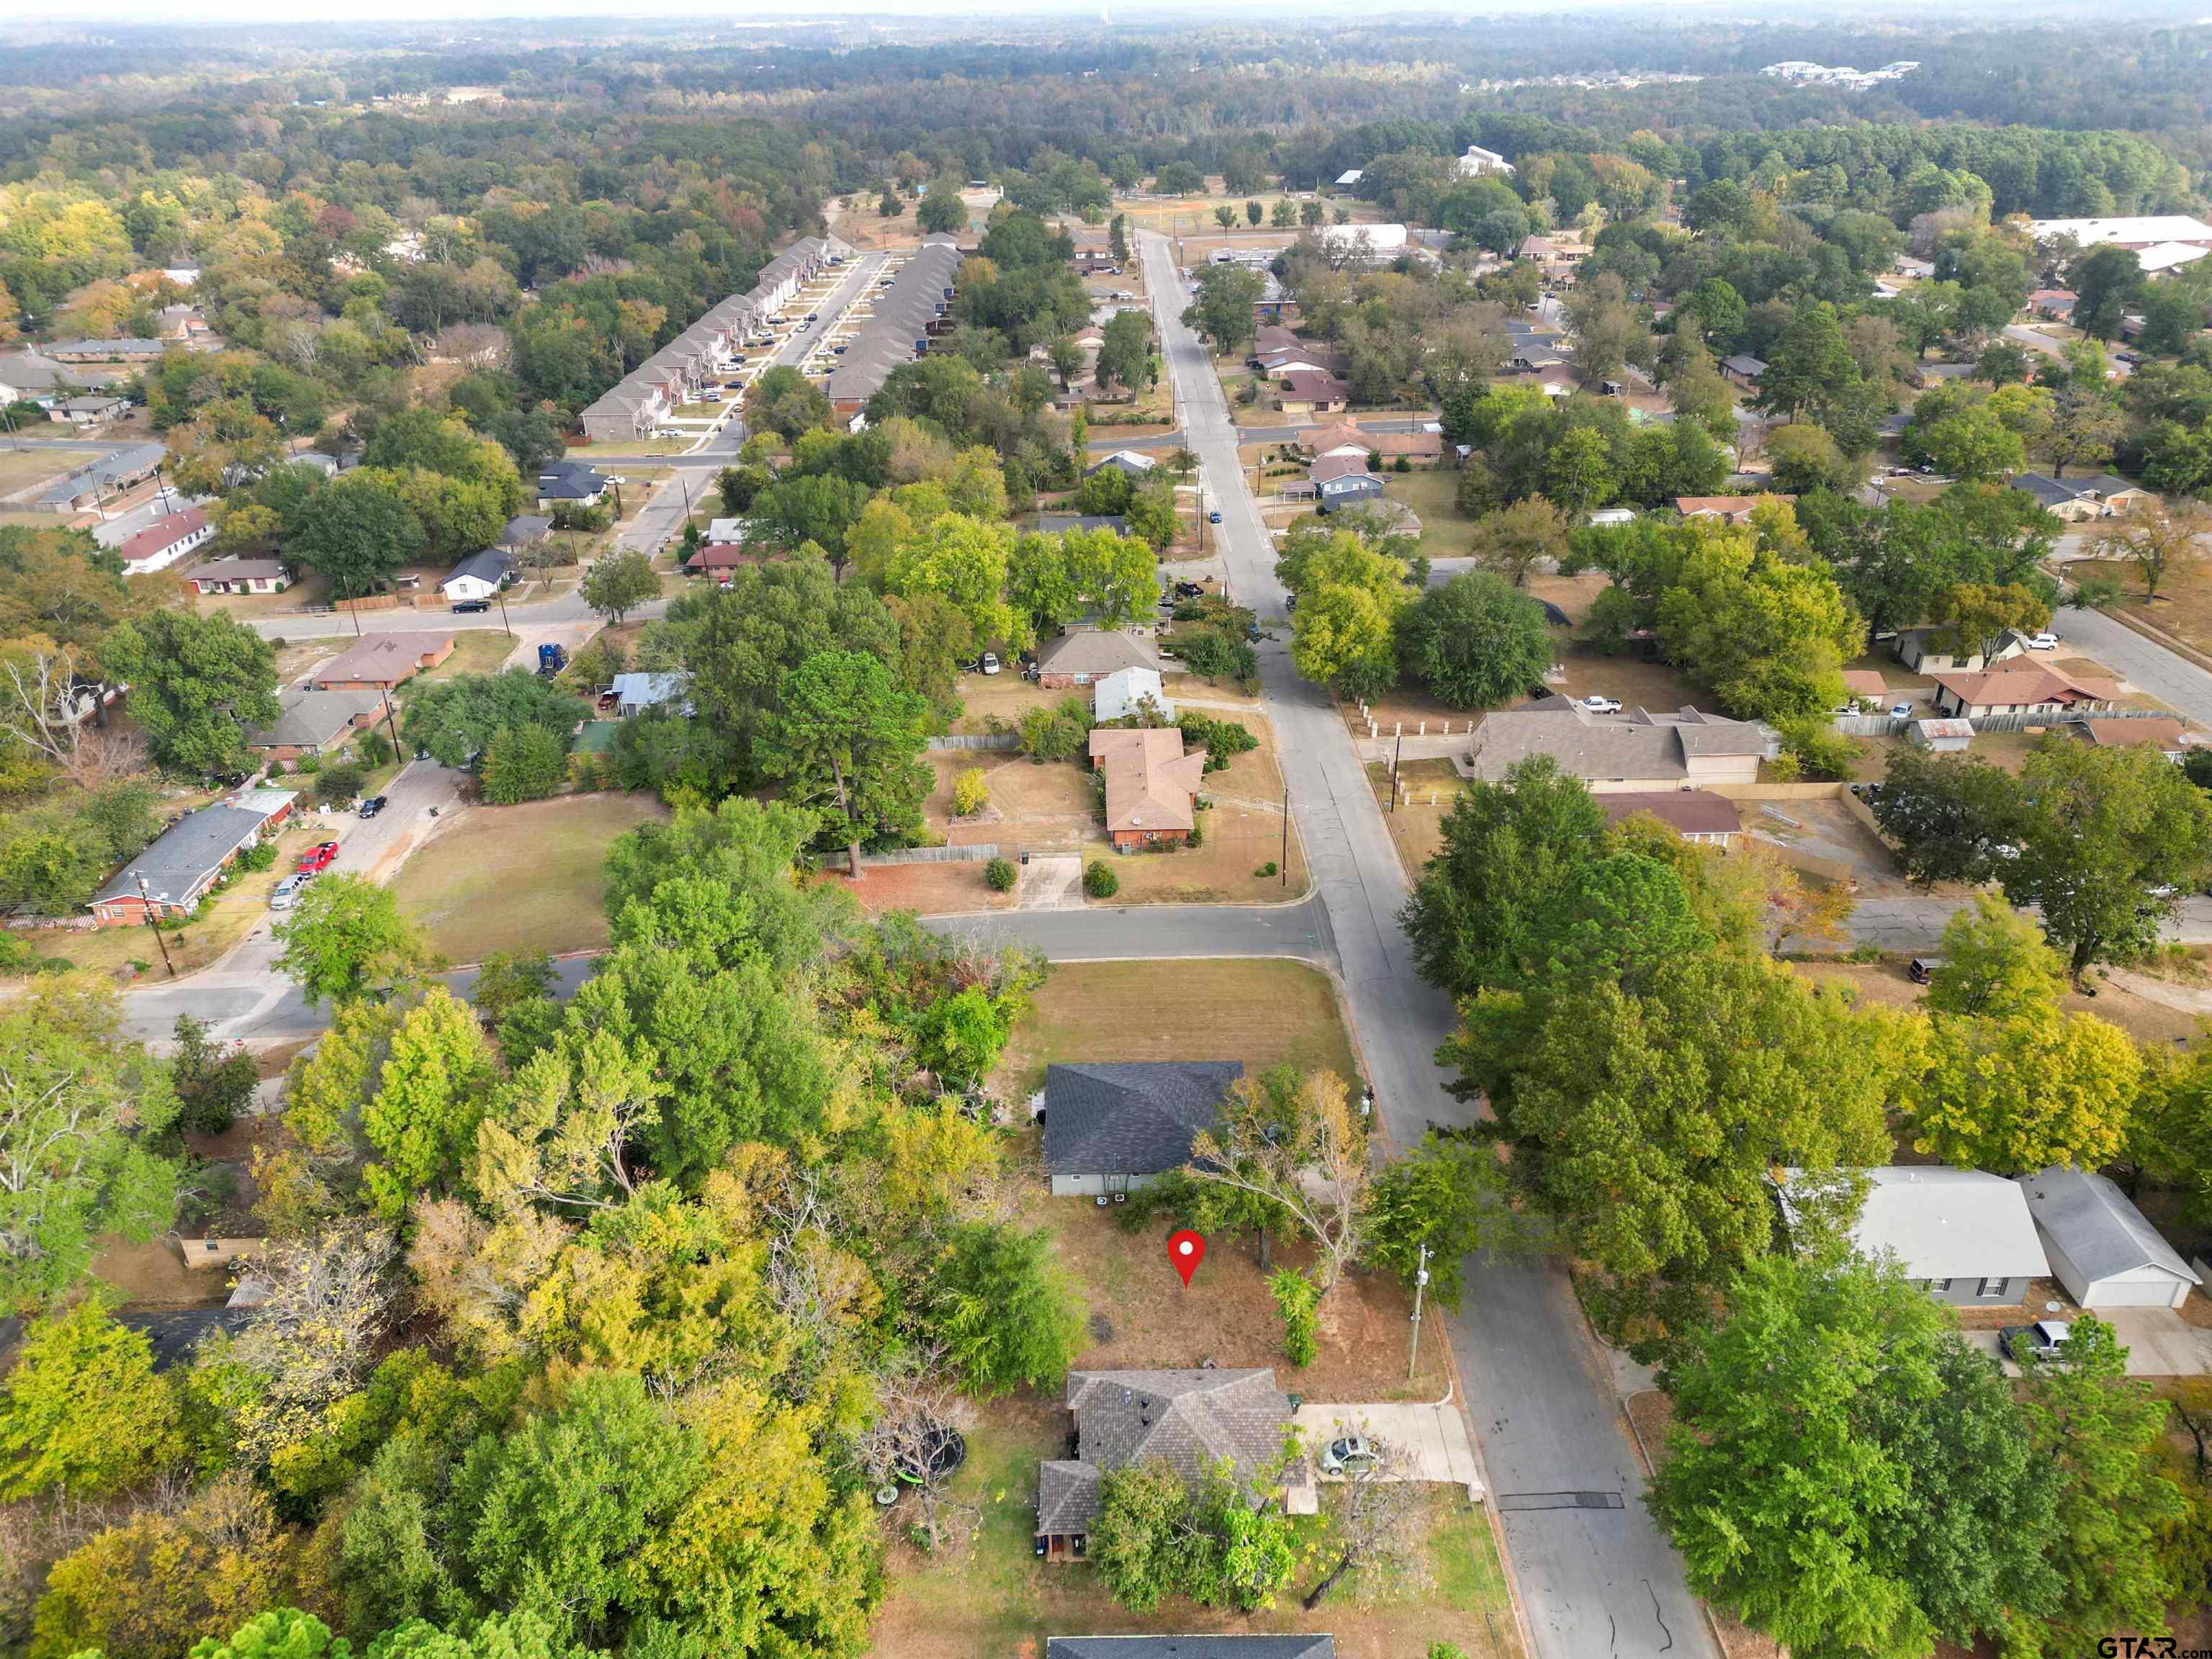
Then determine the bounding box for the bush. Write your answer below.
[480,723,570,805]
[952,768,989,817]
[1184,814,1204,849]
[1776,718,1863,783]
[1269,1268,1320,1367]
[0,933,37,977]
[238,842,279,873]
[264,758,284,777]
[984,856,1017,891]
[1019,697,1092,763]
[356,730,392,768]
[1176,712,1258,773]
[1084,860,1120,898]
[315,763,365,806]
[1254,860,1278,878]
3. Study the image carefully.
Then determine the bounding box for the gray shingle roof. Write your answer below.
[1469,698,1767,784]
[2010,474,2081,508]
[247,688,383,750]
[825,239,962,406]
[1038,629,1157,678]
[443,547,513,588]
[92,798,286,907]
[1042,1061,1242,1177]
[1038,1368,1297,1538]
[1047,1640,1336,1659]
[2018,1167,2200,1287]
[498,514,552,547]
[1035,1459,1101,1536]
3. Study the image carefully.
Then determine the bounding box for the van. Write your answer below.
[1907,956,1943,985]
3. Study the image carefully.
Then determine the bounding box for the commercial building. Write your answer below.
[825,239,963,416]
[2028,215,2212,252]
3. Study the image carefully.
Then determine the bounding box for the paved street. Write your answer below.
[1136,229,1712,1659]
[2043,603,2212,728]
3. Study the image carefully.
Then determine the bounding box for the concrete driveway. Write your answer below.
[1292,1401,1487,1500]
[325,759,465,885]
[1966,1308,2212,1376]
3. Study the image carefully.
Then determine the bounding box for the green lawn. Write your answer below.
[1383,471,1475,557]
[389,792,668,963]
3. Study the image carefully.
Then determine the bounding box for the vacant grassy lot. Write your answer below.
[0,447,76,498]
[994,958,1357,1097]
[1384,470,1474,557]
[415,629,522,683]
[389,792,667,962]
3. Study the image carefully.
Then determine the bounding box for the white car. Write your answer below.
[980,652,1002,675]
[1578,695,1623,715]
[2026,631,2061,650]
[2000,1320,2072,1362]
[269,871,313,912]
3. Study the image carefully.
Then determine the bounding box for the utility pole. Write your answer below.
[379,687,404,762]
[1280,781,1289,886]
[1408,1241,1429,1383]
[495,585,514,639]
[1390,728,1403,812]
[134,874,176,978]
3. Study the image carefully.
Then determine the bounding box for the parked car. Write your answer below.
[1208,510,1222,523]
[2026,631,2061,650]
[297,841,341,873]
[451,598,490,614]
[1907,956,1944,984]
[1578,695,1623,715]
[980,652,1002,675]
[358,795,387,819]
[1890,702,1914,719]
[1318,1434,1380,1475]
[269,871,313,911]
[2000,1321,2073,1362]
[1174,581,1206,599]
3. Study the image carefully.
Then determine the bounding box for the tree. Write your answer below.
[479,723,569,804]
[917,189,966,235]
[1285,527,1411,702]
[742,364,835,439]
[580,549,660,624]
[2090,500,2211,602]
[1364,1133,1516,1313]
[1537,426,1614,516]
[0,1298,184,1499]
[1915,406,2025,482]
[1653,528,1861,723]
[1869,746,2028,888]
[1092,1460,1192,1613]
[2005,738,2212,978]
[97,610,279,776]
[289,471,423,598]
[272,874,433,1008]
[170,1012,258,1136]
[0,979,178,1311]
[2070,244,2146,340]
[1764,423,1855,495]
[1213,204,1236,231]
[2015,1317,2189,1655]
[1925,891,2069,1020]
[1182,264,1264,354]
[1463,495,1569,588]
[1757,305,1860,422]
[922,1222,1084,1395]
[1928,581,2051,667]
[1912,1004,2141,1174]
[1398,572,1553,709]
[2043,392,2126,479]
[400,670,583,772]
[358,987,498,1218]
[1188,1069,1369,1295]
[1650,1254,2059,1659]
[1094,309,1154,395]
[1303,1442,1428,1609]
[759,649,930,877]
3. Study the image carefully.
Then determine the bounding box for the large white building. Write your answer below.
[2028,215,2212,251]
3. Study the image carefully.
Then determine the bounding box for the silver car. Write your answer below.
[1318,1434,1380,1475]
[269,871,313,911]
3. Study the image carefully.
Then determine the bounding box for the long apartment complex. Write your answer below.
[824,238,963,417]
[578,234,856,442]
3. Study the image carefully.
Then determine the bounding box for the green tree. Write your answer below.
[1398,571,1553,708]
[0,1299,184,1498]
[272,874,434,1008]
[98,610,280,776]
[1463,495,1570,589]
[1091,1460,1190,1612]
[1926,581,2051,665]
[1915,406,2026,482]
[1537,426,1615,516]
[290,471,424,598]
[917,189,966,236]
[741,364,835,440]
[1756,304,1861,423]
[759,649,930,876]
[1650,1254,2059,1659]
[1364,1133,1514,1313]
[1286,528,1410,701]
[579,549,660,625]
[359,987,499,1218]
[479,724,570,805]
[1655,526,1860,722]
[1925,891,2067,1020]
[400,671,583,773]
[1912,1003,2142,1174]
[923,1222,1084,1395]
[1094,309,1154,395]
[170,1012,258,1136]
[1868,747,2029,888]
[1182,264,1264,354]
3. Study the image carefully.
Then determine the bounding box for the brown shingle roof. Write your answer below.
[2077,717,2189,751]
[1598,790,1743,836]
[1090,727,1208,833]
[1930,662,2118,709]
[310,633,454,688]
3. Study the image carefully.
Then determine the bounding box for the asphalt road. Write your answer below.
[1136,229,1712,1659]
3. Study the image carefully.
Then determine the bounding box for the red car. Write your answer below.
[296,842,341,873]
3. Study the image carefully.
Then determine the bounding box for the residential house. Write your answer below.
[0,351,112,404]
[1040,1061,1243,1198]
[611,672,691,716]
[1596,791,1742,846]
[50,393,130,428]
[2139,243,2212,278]
[535,460,611,510]
[683,544,756,583]
[1316,470,1385,512]
[439,548,513,605]
[1038,629,1156,688]
[1273,372,1349,417]
[824,239,962,415]
[1720,354,1768,387]
[187,557,290,595]
[1781,1166,2049,1307]
[40,338,168,364]
[1676,495,1768,526]
[35,443,164,513]
[1035,1367,1298,1562]
[2010,472,2151,520]
[1089,726,1209,850]
[1048,1641,1334,1659]
[1928,662,2118,720]
[1086,451,1158,481]
[1467,696,1770,793]
[2074,716,2193,760]
[498,514,552,550]
[1334,169,1364,188]
[2067,473,2156,513]
[2018,1166,2201,1310]
[1093,665,1172,724]
[246,688,384,762]
[87,788,298,925]
[1457,145,1514,177]
[117,507,212,575]
[309,634,457,692]
[2026,289,2077,320]
[1891,626,2032,674]
[1257,349,1338,378]
[1839,669,1889,704]
[1254,325,1303,359]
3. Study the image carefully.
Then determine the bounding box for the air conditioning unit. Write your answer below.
[1095,1195,1110,1208]
[1112,1192,1127,1204]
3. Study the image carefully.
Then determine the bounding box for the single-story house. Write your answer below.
[1929,662,2118,720]
[1891,626,2031,675]
[704,516,751,546]
[1910,717,1975,752]
[1093,665,1172,724]
[1037,1367,1297,1562]
[1588,506,1637,528]
[683,544,760,582]
[1721,354,1767,387]
[1038,629,1156,688]
[1274,372,1350,417]
[246,688,384,760]
[35,442,163,512]
[117,506,213,575]
[2027,289,2077,320]
[2009,472,2153,521]
[310,634,457,692]
[1047,1640,1334,1659]
[498,514,552,549]
[1840,669,1889,703]
[2073,716,2193,759]
[2067,473,2157,513]
[1254,325,1303,358]
[50,392,130,428]
[1317,472,1385,512]
[87,788,298,925]
[1090,726,1209,850]
[439,547,513,604]
[535,459,611,508]
[1258,351,1338,378]
[1596,790,1742,845]
[1676,495,1773,526]
[40,337,168,364]
[187,557,290,595]
[2018,1166,2201,1310]
[1467,696,1770,793]
[1041,1060,1244,1198]
[1784,1166,2049,1307]
[611,671,691,717]
[1086,450,1157,480]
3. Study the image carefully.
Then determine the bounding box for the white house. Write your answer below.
[1093,666,1173,724]
[117,506,214,575]
[439,547,513,604]
[1783,1166,2049,1306]
[2018,1166,2200,1310]
[1457,145,1514,178]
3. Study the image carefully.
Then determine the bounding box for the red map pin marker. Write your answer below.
[1167,1228,1207,1288]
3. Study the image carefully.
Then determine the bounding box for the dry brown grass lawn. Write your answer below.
[950,676,1069,735]
[1367,758,1466,877]
[1797,958,2204,1050]
[820,859,1016,917]
[0,447,76,497]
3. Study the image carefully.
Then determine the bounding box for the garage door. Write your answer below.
[2087,1274,2190,1309]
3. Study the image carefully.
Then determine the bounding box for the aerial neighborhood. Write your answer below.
[13,12,2212,1659]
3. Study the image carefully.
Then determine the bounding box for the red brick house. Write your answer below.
[1089,727,1209,850]
[310,634,457,692]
